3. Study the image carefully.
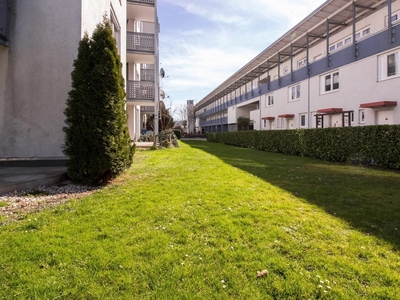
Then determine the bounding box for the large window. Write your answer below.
[289,84,300,101]
[321,71,339,93]
[379,49,399,80]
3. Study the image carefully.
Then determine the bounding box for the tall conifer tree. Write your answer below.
[63,18,133,185]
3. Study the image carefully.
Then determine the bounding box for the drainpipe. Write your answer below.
[307,33,311,129]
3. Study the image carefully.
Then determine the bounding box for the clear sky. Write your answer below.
[158,0,327,110]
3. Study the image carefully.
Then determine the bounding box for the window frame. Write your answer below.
[289,84,301,102]
[378,49,400,81]
[266,94,274,107]
[300,114,307,128]
[321,71,339,94]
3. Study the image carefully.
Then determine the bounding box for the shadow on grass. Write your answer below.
[183,140,400,251]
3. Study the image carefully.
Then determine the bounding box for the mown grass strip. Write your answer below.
[0,141,399,299]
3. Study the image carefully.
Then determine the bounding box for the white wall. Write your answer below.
[0,0,127,157]
[0,0,81,157]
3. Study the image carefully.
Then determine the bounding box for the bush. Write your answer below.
[159,129,179,148]
[173,130,181,140]
[63,18,134,185]
[207,125,400,170]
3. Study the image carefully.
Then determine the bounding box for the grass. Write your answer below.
[0,141,399,299]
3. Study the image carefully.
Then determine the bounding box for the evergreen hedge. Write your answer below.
[207,125,400,170]
[63,18,134,185]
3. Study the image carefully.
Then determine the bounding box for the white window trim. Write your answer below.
[298,58,307,69]
[378,48,400,81]
[266,94,274,107]
[320,70,339,94]
[283,67,289,75]
[329,26,370,53]
[359,109,365,124]
[289,84,301,102]
[299,114,307,128]
[385,10,400,27]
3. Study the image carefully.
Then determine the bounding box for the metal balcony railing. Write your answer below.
[140,68,155,82]
[127,81,155,101]
[127,32,154,53]
[127,0,155,5]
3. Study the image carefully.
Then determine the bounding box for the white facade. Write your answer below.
[196,0,400,133]
[0,0,158,158]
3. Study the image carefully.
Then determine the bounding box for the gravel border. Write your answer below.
[0,181,100,224]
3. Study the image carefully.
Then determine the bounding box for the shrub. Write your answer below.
[207,125,400,170]
[173,130,181,140]
[63,17,134,185]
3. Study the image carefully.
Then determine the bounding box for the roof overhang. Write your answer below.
[278,114,295,118]
[262,117,276,121]
[317,108,343,114]
[359,101,397,108]
[195,0,393,111]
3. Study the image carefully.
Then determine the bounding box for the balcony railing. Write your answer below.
[127,0,155,5]
[141,68,155,81]
[127,32,155,53]
[127,81,155,101]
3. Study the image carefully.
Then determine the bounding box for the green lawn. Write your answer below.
[0,141,399,299]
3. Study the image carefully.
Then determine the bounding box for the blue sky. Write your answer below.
[158,0,326,110]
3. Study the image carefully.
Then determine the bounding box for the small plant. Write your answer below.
[0,201,8,208]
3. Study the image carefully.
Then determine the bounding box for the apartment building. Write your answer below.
[0,0,159,158]
[195,0,400,133]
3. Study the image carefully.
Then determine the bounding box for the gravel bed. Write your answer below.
[0,181,100,224]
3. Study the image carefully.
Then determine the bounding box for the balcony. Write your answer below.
[127,81,155,103]
[127,32,154,54]
[127,0,155,6]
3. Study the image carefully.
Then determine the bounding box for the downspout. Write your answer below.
[307,33,311,129]
[154,0,160,140]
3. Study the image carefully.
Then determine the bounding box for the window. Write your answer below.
[283,67,289,75]
[359,109,365,124]
[345,37,352,45]
[266,94,274,107]
[363,28,370,36]
[385,11,400,27]
[300,114,306,128]
[289,84,300,101]
[329,45,336,52]
[298,58,307,68]
[110,5,121,55]
[355,32,361,40]
[263,119,267,128]
[388,53,397,77]
[337,41,343,49]
[379,50,399,80]
[322,71,339,93]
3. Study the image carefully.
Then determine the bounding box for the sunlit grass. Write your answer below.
[0,141,399,299]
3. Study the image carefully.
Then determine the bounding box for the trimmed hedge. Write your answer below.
[207,125,400,170]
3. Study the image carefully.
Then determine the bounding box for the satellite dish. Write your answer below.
[160,89,165,100]
[160,68,165,78]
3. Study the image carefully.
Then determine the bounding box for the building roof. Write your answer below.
[195,0,393,110]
